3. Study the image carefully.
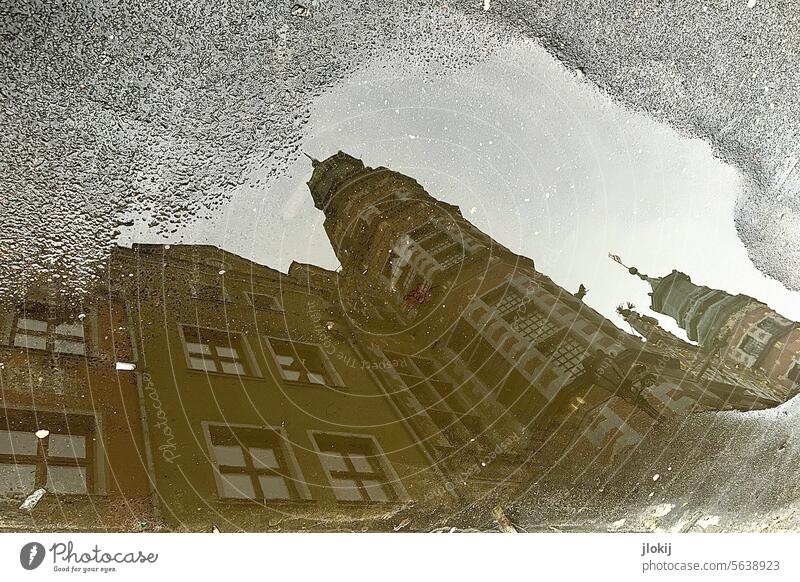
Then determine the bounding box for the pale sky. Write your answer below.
[127,39,800,337]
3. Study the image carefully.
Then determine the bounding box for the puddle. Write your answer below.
[122,40,800,336]
[2,14,800,533]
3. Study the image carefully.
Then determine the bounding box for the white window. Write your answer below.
[268,338,339,386]
[312,432,402,502]
[0,409,95,495]
[11,307,86,356]
[206,423,307,501]
[181,326,256,376]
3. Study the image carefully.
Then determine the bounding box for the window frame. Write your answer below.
[482,285,561,344]
[308,430,408,503]
[178,324,262,378]
[739,334,767,357]
[244,291,283,312]
[0,407,105,497]
[265,336,344,388]
[8,305,88,357]
[383,350,483,448]
[756,317,789,336]
[202,421,310,503]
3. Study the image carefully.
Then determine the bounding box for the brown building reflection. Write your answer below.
[0,290,153,530]
[618,262,800,398]
[1,151,798,531]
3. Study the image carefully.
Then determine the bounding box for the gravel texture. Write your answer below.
[2,1,797,295]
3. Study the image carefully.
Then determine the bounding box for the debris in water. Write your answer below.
[652,503,675,518]
[609,518,626,530]
[19,488,46,511]
[393,518,411,531]
[291,4,310,17]
[696,515,721,529]
[404,282,433,306]
[492,505,518,533]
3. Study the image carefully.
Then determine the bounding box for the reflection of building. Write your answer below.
[616,304,786,407]
[306,152,788,469]
[2,152,797,532]
[623,265,800,398]
[0,290,154,531]
[108,245,441,531]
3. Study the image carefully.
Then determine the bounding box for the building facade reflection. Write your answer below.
[1,152,797,531]
[0,289,153,530]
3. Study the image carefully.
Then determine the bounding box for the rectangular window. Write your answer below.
[409,224,467,272]
[268,338,336,386]
[383,246,413,294]
[208,424,305,501]
[313,433,397,502]
[192,283,228,303]
[182,326,254,376]
[787,363,800,386]
[384,351,483,447]
[535,330,586,378]
[384,351,452,406]
[739,334,766,357]
[245,291,282,311]
[550,336,587,377]
[436,251,462,271]
[493,288,525,316]
[10,305,86,356]
[513,310,559,344]
[757,317,787,336]
[382,249,399,280]
[483,286,559,344]
[0,409,95,495]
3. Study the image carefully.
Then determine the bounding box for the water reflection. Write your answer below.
[1,153,798,531]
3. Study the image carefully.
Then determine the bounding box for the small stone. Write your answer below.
[291,4,310,17]
[19,488,46,511]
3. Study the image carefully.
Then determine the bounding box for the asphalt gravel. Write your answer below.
[2,1,797,295]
